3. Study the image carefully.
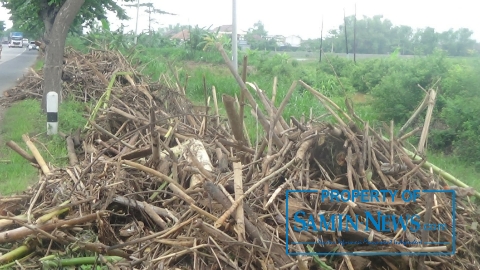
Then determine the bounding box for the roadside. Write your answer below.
[0,47,38,120]
[0,47,37,155]
[0,49,43,193]
[0,52,86,194]
[0,48,38,192]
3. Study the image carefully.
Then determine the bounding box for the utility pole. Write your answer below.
[343,8,349,58]
[353,3,357,63]
[232,0,238,73]
[134,0,140,44]
[319,16,323,63]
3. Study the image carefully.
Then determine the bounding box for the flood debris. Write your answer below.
[0,46,479,270]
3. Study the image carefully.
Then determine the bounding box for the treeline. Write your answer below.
[301,15,479,56]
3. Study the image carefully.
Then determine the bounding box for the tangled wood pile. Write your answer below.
[1,45,479,270]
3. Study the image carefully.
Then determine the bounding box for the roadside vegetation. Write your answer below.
[2,15,480,193]
[0,98,85,193]
[0,57,85,193]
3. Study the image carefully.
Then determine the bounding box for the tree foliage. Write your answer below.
[2,0,135,111]
[300,15,479,56]
[245,21,277,51]
[1,0,134,39]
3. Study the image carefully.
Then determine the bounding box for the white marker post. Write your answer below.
[46,91,58,135]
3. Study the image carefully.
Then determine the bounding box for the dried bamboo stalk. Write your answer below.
[222,94,245,144]
[149,107,160,165]
[216,42,283,148]
[0,212,107,244]
[66,136,79,166]
[233,162,246,242]
[417,89,437,155]
[212,86,220,127]
[21,135,50,176]
[184,139,214,188]
[398,89,429,137]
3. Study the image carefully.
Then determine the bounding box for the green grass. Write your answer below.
[0,99,85,195]
[34,59,44,71]
[428,152,480,191]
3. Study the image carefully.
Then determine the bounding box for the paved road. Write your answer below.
[0,46,39,95]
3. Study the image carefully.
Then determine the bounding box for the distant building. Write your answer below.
[170,29,190,41]
[272,35,286,47]
[213,24,249,50]
[285,35,302,48]
[213,25,233,36]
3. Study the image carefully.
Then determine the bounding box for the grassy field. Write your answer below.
[277,50,476,62]
[0,98,85,194]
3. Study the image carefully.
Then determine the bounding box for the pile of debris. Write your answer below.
[1,46,479,270]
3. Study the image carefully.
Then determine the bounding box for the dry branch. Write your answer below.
[5,140,37,164]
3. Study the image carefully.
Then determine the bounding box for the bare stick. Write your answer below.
[0,212,107,244]
[399,127,421,142]
[66,136,79,166]
[27,180,46,224]
[22,135,50,176]
[417,89,437,155]
[222,94,245,144]
[150,107,160,164]
[142,201,167,229]
[5,140,37,164]
[271,77,278,104]
[398,91,429,137]
[214,158,297,227]
[212,86,220,127]
[274,80,297,133]
[233,162,246,242]
[240,55,248,136]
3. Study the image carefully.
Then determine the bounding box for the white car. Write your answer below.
[28,41,38,51]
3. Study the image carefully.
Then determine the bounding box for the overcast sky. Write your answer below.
[1,0,479,41]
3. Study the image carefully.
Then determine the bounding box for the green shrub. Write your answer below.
[350,58,392,93]
[317,55,355,77]
[437,60,480,167]
[371,50,449,123]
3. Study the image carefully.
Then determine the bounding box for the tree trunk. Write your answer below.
[41,0,85,112]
